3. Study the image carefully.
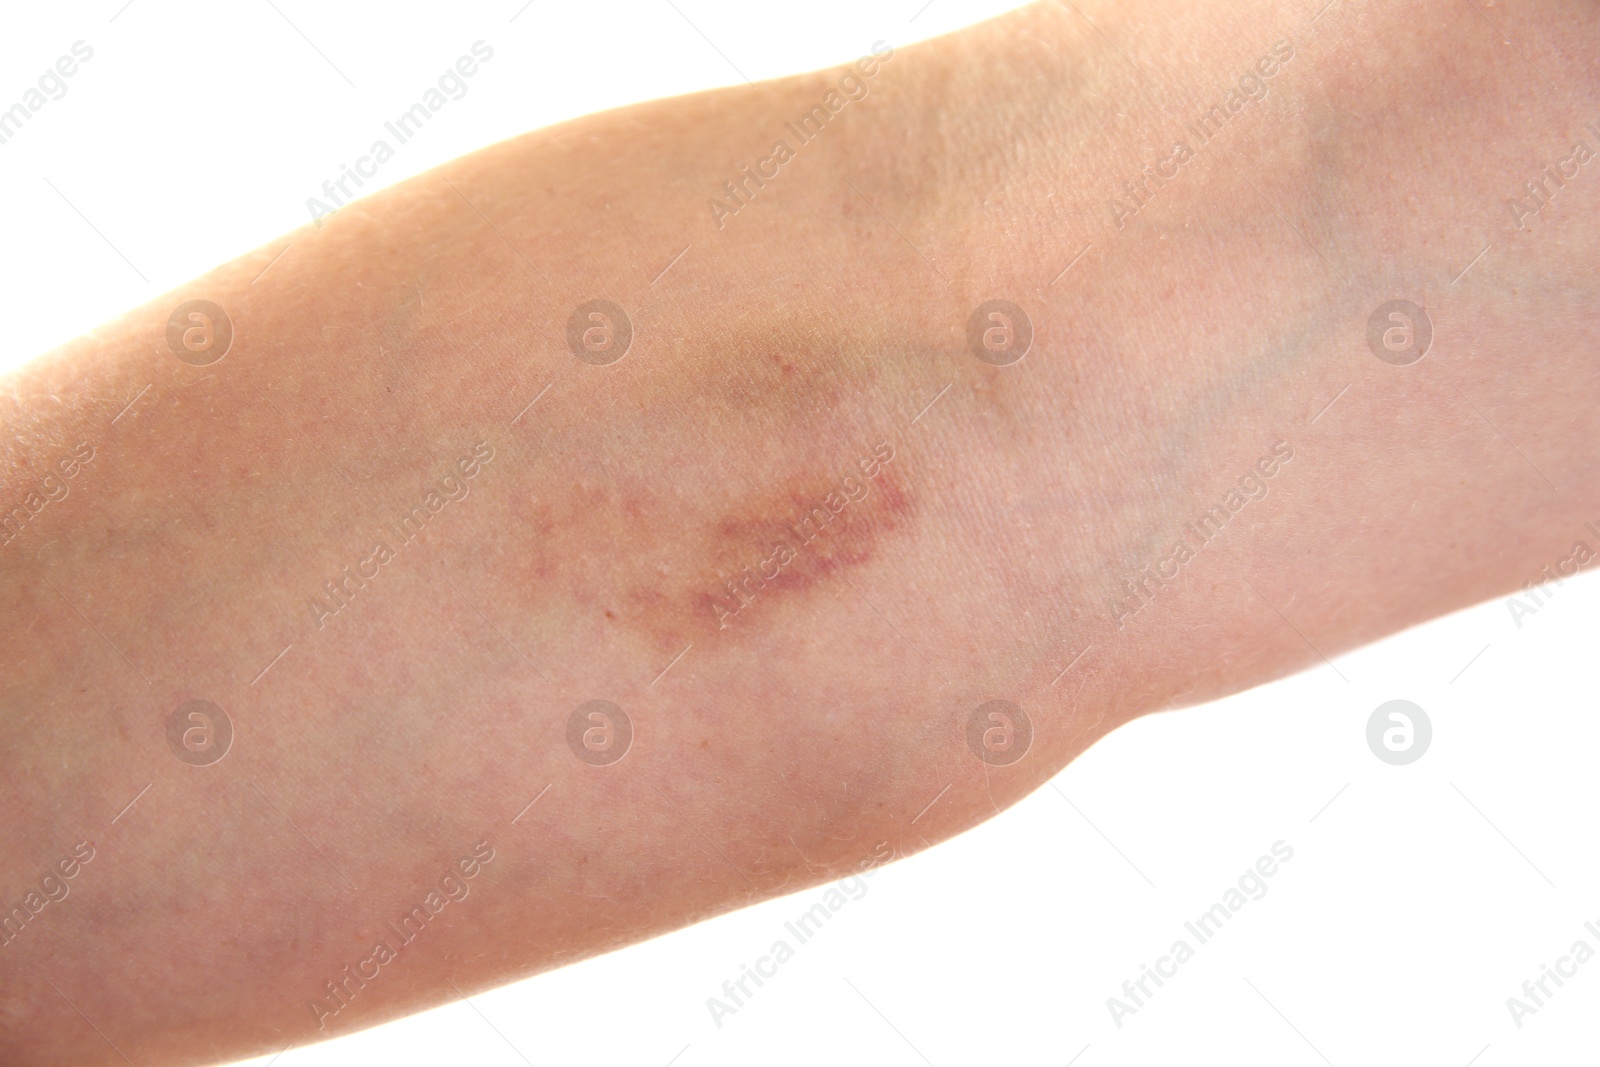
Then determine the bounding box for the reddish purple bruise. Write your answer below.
[687,440,910,638]
[501,441,917,656]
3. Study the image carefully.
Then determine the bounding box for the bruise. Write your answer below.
[505,437,918,659]
[494,301,950,660]
[679,441,912,636]
[664,307,911,430]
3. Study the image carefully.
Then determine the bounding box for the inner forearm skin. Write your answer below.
[1,1,1597,1062]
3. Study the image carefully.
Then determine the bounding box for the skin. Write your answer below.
[1,0,1596,1062]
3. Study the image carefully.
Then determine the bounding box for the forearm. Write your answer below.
[2,0,1596,1062]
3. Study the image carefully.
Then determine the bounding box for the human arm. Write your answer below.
[1,1,1597,1062]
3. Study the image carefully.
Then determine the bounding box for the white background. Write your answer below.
[3,2,1597,1065]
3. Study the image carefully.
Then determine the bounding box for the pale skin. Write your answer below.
[1,0,1596,1062]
